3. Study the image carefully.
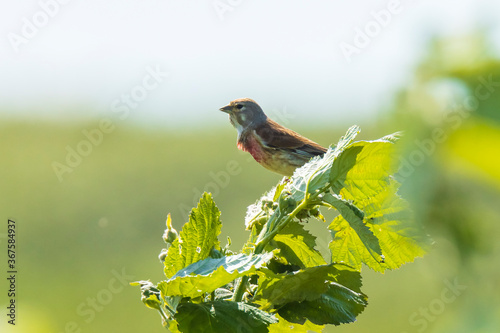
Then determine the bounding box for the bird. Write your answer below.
[220,98,327,176]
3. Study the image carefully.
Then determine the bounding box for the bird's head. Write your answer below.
[219,98,267,133]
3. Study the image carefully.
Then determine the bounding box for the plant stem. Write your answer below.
[163,303,175,317]
[233,195,314,302]
[158,307,169,323]
[254,199,309,254]
[232,275,249,302]
[233,172,327,303]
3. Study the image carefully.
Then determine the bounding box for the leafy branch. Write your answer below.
[132,126,430,332]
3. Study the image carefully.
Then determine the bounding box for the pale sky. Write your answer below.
[1,0,499,127]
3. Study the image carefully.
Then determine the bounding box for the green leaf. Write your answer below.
[159,252,274,298]
[362,181,428,270]
[326,138,429,272]
[269,314,324,332]
[254,264,365,313]
[322,193,384,268]
[165,319,181,333]
[324,263,365,294]
[175,301,278,333]
[254,264,366,326]
[277,282,367,326]
[288,125,361,201]
[254,266,331,310]
[329,139,399,200]
[164,193,222,278]
[267,221,326,268]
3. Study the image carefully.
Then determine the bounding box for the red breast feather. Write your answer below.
[238,133,265,163]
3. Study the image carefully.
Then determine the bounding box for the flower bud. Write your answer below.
[278,191,296,215]
[209,247,223,259]
[162,213,178,244]
[158,248,169,262]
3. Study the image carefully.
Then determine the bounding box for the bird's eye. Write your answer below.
[236,104,243,110]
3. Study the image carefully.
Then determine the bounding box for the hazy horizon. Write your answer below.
[1,0,500,127]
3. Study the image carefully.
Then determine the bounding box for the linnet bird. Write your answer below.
[220,98,327,176]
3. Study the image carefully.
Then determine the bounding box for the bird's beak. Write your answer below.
[219,104,232,114]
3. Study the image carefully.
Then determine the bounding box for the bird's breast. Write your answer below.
[238,133,266,163]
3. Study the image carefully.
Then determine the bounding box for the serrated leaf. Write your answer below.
[254,264,365,313]
[277,282,367,326]
[159,253,273,298]
[269,314,324,332]
[327,137,429,271]
[288,126,361,201]
[329,139,399,200]
[164,193,222,278]
[363,181,427,269]
[325,263,364,294]
[267,221,326,268]
[326,138,428,272]
[322,193,384,268]
[254,266,331,310]
[175,301,278,333]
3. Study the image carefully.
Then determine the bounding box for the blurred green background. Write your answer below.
[2,3,500,333]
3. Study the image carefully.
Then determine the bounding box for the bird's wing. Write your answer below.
[254,119,327,157]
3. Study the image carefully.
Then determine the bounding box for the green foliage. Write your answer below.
[164,193,222,278]
[133,126,429,332]
[325,137,428,272]
[159,252,274,299]
[175,301,278,333]
[253,264,366,321]
[267,221,326,268]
